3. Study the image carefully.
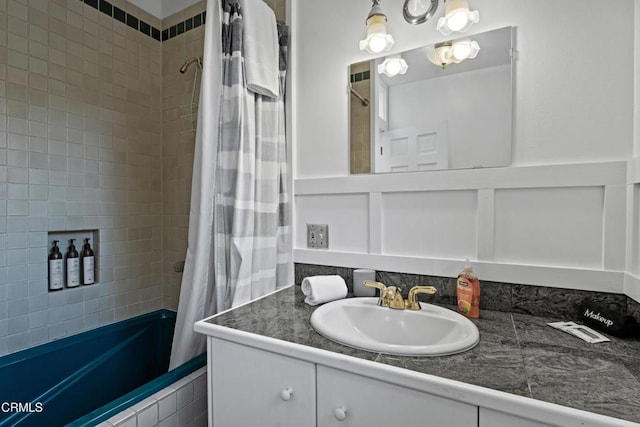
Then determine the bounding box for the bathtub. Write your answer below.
[0,310,206,426]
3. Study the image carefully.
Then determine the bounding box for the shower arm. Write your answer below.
[349,84,370,107]
[180,57,203,73]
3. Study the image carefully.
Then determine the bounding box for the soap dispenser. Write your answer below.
[66,239,80,288]
[48,240,64,291]
[81,238,95,285]
[456,261,480,318]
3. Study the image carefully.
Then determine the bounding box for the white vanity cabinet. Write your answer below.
[198,318,633,427]
[316,365,477,427]
[207,337,477,427]
[209,338,316,427]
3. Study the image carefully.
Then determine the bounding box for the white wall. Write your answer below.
[636,0,640,157]
[128,0,202,19]
[388,64,511,170]
[631,0,640,301]
[294,0,634,178]
[292,0,636,297]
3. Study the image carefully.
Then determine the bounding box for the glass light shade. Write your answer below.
[451,39,480,62]
[403,0,439,25]
[436,0,479,35]
[377,55,408,77]
[406,0,430,16]
[360,14,394,54]
[427,44,453,67]
[427,39,479,67]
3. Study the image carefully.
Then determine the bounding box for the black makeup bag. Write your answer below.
[577,303,640,338]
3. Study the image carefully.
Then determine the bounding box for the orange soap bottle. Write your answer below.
[456,263,480,318]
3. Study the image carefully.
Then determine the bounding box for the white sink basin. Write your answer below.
[310,297,479,356]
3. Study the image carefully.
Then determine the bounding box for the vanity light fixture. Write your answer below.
[428,42,453,67]
[402,0,439,25]
[377,54,408,77]
[450,38,480,62]
[359,0,395,54]
[427,38,480,68]
[436,0,479,35]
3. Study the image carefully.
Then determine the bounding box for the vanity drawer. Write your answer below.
[316,365,477,427]
[209,338,316,427]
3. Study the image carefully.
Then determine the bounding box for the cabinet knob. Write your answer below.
[334,406,348,421]
[280,387,293,401]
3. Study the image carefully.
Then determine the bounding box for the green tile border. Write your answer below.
[80,0,205,42]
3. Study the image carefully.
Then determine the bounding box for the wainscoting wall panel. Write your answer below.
[294,193,369,253]
[294,161,629,294]
[493,186,604,268]
[381,190,477,259]
[624,158,640,301]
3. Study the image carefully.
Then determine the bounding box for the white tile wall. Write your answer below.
[0,0,164,356]
[98,367,207,427]
[160,2,205,310]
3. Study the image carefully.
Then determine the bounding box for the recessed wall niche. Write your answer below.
[47,230,99,291]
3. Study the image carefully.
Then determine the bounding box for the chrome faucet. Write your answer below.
[363,280,437,310]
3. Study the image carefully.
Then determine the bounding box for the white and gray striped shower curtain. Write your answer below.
[170,0,290,369]
[214,0,290,309]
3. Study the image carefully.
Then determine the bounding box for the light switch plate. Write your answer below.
[307,224,329,249]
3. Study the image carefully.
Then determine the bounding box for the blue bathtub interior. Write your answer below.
[0,309,206,427]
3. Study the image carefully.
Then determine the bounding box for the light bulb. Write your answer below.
[386,61,402,75]
[377,55,408,77]
[451,39,479,62]
[436,0,479,35]
[368,35,388,53]
[359,10,394,54]
[446,10,469,32]
[451,41,471,60]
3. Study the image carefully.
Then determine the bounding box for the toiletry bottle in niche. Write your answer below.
[81,238,95,285]
[48,240,64,291]
[66,239,80,288]
[456,263,480,318]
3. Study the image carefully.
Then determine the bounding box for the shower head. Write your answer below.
[179,57,203,73]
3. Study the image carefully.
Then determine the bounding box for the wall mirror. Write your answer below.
[349,26,514,174]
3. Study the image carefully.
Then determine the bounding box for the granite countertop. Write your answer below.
[205,285,640,423]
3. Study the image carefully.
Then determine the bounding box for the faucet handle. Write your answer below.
[363,280,387,306]
[405,286,437,310]
[363,280,386,293]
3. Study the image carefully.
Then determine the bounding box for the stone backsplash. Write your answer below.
[295,263,637,321]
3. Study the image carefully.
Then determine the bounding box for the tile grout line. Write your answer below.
[509,312,534,398]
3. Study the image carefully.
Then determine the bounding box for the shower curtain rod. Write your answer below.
[350,85,369,107]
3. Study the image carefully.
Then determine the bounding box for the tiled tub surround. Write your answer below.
[0,0,165,357]
[0,0,286,355]
[200,285,640,424]
[98,367,207,427]
[295,263,639,321]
